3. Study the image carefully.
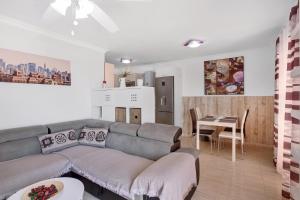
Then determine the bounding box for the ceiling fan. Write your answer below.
[47,0,151,34]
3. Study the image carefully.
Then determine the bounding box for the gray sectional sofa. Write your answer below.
[0,119,199,200]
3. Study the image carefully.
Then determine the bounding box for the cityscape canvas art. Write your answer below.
[0,48,71,85]
[204,56,244,95]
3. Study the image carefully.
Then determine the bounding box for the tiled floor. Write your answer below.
[84,136,282,200]
[181,136,282,200]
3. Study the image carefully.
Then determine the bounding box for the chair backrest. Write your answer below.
[189,108,197,134]
[195,107,201,120]
[240,109,249,142]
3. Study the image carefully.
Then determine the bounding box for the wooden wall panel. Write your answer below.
[182,96,274,146]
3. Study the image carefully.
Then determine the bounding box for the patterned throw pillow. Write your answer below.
[79,127,108,148]
[38,129,78,154]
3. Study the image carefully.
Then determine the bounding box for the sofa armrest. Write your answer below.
[176,148,200,185]
[131,152,197,200]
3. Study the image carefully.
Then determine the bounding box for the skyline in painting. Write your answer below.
[0,48,71,85]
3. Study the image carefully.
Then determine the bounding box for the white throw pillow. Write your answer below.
[78,127,108,148]
[38,129,78,154]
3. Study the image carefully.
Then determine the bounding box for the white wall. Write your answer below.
[0,20,105,129]
[116,44,275,127]
[181,45,275,96]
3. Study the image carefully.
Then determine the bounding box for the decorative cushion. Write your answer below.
[38,129,78,154]
[78,127,108,148]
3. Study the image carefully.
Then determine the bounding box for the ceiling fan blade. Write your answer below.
[51,0,71,16]
[43,0,71,21]
[90,2,120,33]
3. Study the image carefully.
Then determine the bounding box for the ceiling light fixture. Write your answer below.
[51,0,94,19]
[120,58,132,64]
[51,0,72,16]
[49,0,120,34]
[184,39,204,48]
[71,30,75,36]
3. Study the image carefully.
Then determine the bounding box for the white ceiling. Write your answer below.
[0,0,296,66]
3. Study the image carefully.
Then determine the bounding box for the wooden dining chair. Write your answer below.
[195,107,217,132]
[218,109,249,155]
[190,108,216,152]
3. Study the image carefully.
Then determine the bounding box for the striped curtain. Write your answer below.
[274,37,280,166]
[282,3,299,200]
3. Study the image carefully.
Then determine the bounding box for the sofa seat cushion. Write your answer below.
[55,146,153,199]
[0,154,70,199]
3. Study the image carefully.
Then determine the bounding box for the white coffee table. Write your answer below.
[8,177,84,200]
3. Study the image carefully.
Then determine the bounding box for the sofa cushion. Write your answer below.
[0,137,41,162]
[46,119,113,138]
[46,120,87,138]
[0,125,48,162]
[55,146,153,199]
[0,125,48,143]
[109,122,140,137]
[84,119,113,129]
[78,127,108,148]
[137,123,182,143]
[38,130,78,154]
[0,154,70,199]
[106,132,173,160]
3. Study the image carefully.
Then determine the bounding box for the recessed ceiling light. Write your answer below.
[71,30,75,36]
[73,20,79,26]
[184,39,204,48]
[120,58,132,64]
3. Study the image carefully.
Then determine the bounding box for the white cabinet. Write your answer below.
[128,91,141,107]
[102,106,115,122]
[114,90,129,107]
[92,90,114,106]
[91,87,155,124]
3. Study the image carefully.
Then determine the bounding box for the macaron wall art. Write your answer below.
[204,56,244,95]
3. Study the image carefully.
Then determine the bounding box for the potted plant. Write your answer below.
[119,69,130,87]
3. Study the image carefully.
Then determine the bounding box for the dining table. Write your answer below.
[196,116,238,162]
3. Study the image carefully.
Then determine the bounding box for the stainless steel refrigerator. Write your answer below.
[155,76,174,125]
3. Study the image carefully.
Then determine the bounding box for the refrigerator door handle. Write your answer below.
[160,96,167,106]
